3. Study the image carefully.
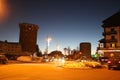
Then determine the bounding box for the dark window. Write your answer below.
[111,36,115,40]
[111,28,115,32]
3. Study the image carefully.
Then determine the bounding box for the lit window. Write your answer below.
[99,43,104,48]
[111,43,115,48]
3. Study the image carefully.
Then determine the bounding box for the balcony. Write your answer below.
[99,38,118,43]
[102,31,117,36]
[105,39,118,43]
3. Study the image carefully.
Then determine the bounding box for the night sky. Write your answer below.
[0,0,120,54]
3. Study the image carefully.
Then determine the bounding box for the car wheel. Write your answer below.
[2,60,7,64]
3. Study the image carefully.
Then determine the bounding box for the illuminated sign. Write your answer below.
[98,50,120,52]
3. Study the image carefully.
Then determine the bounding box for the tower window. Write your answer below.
[28,27,32,30]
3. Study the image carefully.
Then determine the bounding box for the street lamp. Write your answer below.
[0,0,9,24]
[56,44,60,51]
[46,36,52,54]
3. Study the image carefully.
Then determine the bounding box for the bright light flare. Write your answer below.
[56,44,60,50]
[118,61,120,64]
[54,58,65,67]
[0,0,10,24]
[46,36,52,47]
[107,60,111,64]
[61,58,65,63]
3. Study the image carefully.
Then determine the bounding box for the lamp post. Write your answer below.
[46,36,52,54]
[56,44,60,51]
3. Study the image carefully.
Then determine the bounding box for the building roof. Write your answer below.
[99,38,105,43]
[19,23,39,30]
[0,40,20,45]
[7,42,20,45]
[102,11,120,27]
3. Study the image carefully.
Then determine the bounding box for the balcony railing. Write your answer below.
[99,38,118,43]
[105,39,118,42]
[102,31,117,36]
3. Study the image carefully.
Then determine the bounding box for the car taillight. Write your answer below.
[118,61,120,64]
[108,60,111,63]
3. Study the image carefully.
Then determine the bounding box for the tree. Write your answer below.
[36,51,42,57]
[64,48,67,55]
[36,45,42,57]
[49,50,64,58]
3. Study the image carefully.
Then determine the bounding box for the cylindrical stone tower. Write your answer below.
[19,23,39,53]
[80,42,91,58]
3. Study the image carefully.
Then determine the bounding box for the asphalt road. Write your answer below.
[0,63,120,80]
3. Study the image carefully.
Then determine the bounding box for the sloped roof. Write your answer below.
[102,11,120,27]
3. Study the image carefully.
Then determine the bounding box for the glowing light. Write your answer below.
[107,60,111,64]
[98,50,120,53]
[46,36,52,47]
[46,36,52,54]
[118,61,120,64]
[0,0,10,24]
[56,44,60,50]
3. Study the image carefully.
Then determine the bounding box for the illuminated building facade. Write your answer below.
[19,23,39,53]
[98,11,120,57]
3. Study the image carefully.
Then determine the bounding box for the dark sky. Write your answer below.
[0,0,120,54]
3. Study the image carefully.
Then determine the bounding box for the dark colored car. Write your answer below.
[99,57,108,64]
[107,57,120,70]
[0,55,8,64]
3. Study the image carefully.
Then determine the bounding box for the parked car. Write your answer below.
[99,57,108,64]
[107,57,120,70]
[0,55,8,64]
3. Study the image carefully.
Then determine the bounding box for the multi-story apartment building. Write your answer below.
[98,11,120,58]
[0,40,22,55]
